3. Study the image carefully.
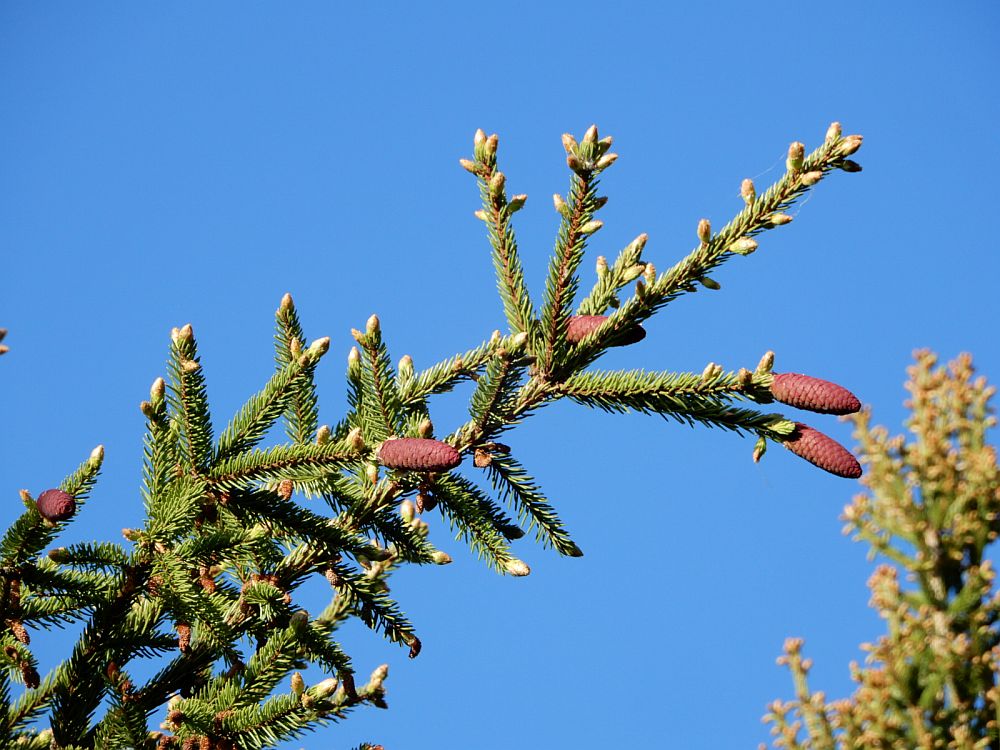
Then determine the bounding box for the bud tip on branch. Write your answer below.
[839,135,863,156]
[787,141,805,173]
[697,219,711,244]
[730,237,758,255]
[308,336,330,356]
[595,153,618,170]
[489,171,506,197]
[504,558,531,576]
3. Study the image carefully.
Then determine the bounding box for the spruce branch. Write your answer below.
[320,558,417,650]
[538,125,615,376]
[351,316,402,444]
[467,347,527,437]
[558,368,795,437]
[90,677,148,750]
[14,592,87,631]
[563,130,863,373]
[397,330,511,408]
[47,563,153,744]
[21,560,119,606]
[486,454,580,557]
[431,473,523,574]
[166,324,214,472]
[1,446,103,568]
[156,555,233,646]
[350,508,440,566]
[207,442,353,489]
[221,488,369,561]
[274,293,321,446]
[2,122,869,747]
[45,542,129,573]
[141,377,178,508]
[576,233,648,316]
[219,623,309,711]
[465,129,535,335]
[217,336,329,462]
[293,621,354,676]
[6,669,59,737]
[144,474,207,544]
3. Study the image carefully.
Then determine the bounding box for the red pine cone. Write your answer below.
[566,315,646,346]
[782,423,862,478]
[770,372,861,415]
[36,489,76,522]
[377,438,462,472]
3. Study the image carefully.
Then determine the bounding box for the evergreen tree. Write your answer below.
[765,351,1000,749]
[1,124,865,749]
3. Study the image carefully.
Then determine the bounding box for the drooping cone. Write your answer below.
[770,373,860,415]
[781,423,862,478]
[377,438,462,472]
[36,489,76,522]
[566,315,645,347]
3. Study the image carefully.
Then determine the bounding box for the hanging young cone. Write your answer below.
[781,423,862,478]
[21,664,39,689]
[377,438,462,472]
[566,315,646,346]
[177,623,192,653]
[770,373,861,415]
[36,489,76,522]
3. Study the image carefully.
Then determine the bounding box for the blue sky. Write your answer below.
[2,2,998,748]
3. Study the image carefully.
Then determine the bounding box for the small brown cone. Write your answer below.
[21,663,40,689]
[781,423,862,478]
[771,373,861,415]
[10,620,29,645]
[177,623,192,653]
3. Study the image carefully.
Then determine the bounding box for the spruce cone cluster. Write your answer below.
[377,437,462,472]
[769,372,862,478]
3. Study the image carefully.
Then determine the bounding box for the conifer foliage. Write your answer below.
[2,123,865,748]
[765,352,1000,748]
